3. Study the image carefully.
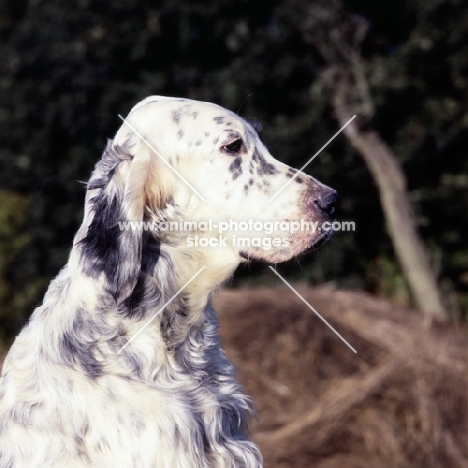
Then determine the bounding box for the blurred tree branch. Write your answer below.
[301,4,447,320]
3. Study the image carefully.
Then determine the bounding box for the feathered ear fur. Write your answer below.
[76,134,172,301]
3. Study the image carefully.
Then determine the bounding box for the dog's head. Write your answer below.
[74,96,339,297]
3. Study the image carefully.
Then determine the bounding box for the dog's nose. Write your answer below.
[315,190,340,216]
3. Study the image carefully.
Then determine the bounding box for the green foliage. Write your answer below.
[0,190,42,349]
[0,0,467,340]
[0,191,29,302]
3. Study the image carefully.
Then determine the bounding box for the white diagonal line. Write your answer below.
[117,266,206,354]
[118,115,207,202]
[269,115,356,202]
[268,266,357,353]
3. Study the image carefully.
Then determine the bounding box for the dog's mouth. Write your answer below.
[239,229,333,264]
[239,250,265,262]
[306,229,333,252]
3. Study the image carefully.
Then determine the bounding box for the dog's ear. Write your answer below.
[122,139,174,220]
[76,136,172,300]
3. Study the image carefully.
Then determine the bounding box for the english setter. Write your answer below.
[0,96,339,467]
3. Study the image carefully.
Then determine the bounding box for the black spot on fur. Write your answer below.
[120,274,147,315]
[213,116,225,124]
[178,130,184,139]
[176,306,189,318]
[174,424,182,443]
[80,193,123,282]
[160,295,191,351]
[115,234,162,319]
[286,167,299,178]
[60,314,103,379]
[286,167,304,183]
[172,109,182,124]
[120,273,161,320]
[228,157,243,180]
[173,105,198,123]
[253,149,279,176]
[80,192,139,293]
[225,130,241,141]
[87,174,114,191]
[79,192,141,296]
[198,418,210,452]
[141,234,161,276]
[195,140,202,146]
[74,432,90,463]
[131,413,146,434]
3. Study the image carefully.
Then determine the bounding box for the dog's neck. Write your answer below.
[56,234,239,378]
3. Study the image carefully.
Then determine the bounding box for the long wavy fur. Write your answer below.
[0,133,261,467]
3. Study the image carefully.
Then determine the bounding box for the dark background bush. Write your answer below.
[1,0,467,345]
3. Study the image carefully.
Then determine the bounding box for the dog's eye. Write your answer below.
[222,139,244,154]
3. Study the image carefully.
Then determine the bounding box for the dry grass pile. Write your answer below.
[215,286,468,468]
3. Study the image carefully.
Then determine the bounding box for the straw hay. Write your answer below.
[215,286,468,468]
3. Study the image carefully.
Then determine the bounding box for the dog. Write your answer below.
[0,96,339,467]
